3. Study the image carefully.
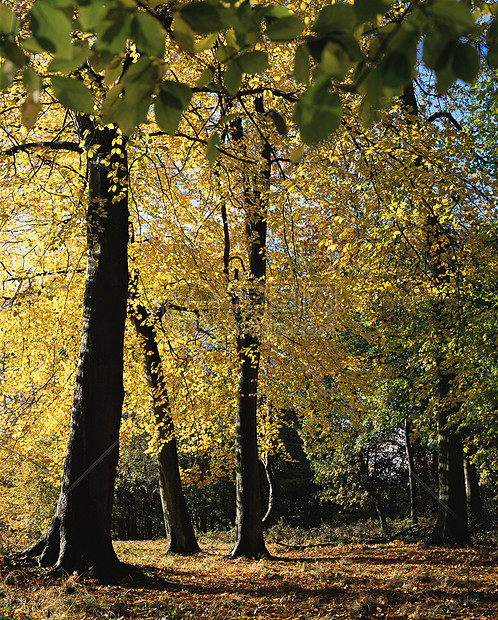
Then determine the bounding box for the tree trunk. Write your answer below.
[430,372,469,546]
[404,418,418,525]
[463,453,483,521]
[401,84,469,545]
[229,110,270,559]
[22,119,129,577]
[130,302,200,555]
[425,212,469,547]
[358,451,389,536]
[262,452,275,525]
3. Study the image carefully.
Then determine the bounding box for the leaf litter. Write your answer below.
[0,537,497,619]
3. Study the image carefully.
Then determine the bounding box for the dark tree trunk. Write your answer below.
[425,212,469,547]
[401,84,469,545]
[22,119,129,577]
[404,418,418,525]
[130,302,200,555]
[430,372,469,546]
[358,451,389,536]
[231,330,268,557]
[228,110,270,559]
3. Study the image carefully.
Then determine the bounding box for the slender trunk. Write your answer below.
[130,302,200,554]
[463,453,483,521]
[262,452,275,525]
[358,451,389,536]
[229,110,270,559]
[23,119,129,577]
[404,418,418,525]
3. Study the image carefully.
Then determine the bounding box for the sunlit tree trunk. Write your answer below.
[463,453,483,521]
[130,302,200,555]
[404,418,418,525]
[23,118,129,577]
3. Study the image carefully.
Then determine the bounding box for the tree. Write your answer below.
[22,117,129,576]
[129,298,200,555]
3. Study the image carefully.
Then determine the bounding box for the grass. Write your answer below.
[0,527,497,619]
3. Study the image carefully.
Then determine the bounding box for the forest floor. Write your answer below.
[0,533,497,620]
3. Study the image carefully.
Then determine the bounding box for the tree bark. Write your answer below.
[430,402,469,546]
[228,110,270,559]
[130,302,200,555]
[22,119,129,577]
[463,452,483,521]
[426,213,469,547]
[401,86,469,546]
[404,418,418,525]
[358,451,389,535]
[262,452,275,525]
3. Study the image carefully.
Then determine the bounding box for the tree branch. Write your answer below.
[2,141,84,156]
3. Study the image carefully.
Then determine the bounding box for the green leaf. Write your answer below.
[0,4,17,35]
[265,15,304,41]
[115,99,149,135]
[180,2,224,34]
[21,92,42,129]
[427,0,476,37]
[48,40,90,73]
[354,0,394,22]
[50,76,94,114]
[290,145,304,164]
[294,45,310,85]
[172,15,195,53]
[101,82,124,123]
[313,4,357,35]
[224,59,242,95]
[122,58,159,108]
[486,15,498,45]
[131,11,165,58]
[320,40,351,80]
[423,28,452,71]
[196,67,214,88]
[293,79,342,144]
[30,0,72,56]
[0,63,15,89]
[154,80,192,135]
[434,59,456,94]
[382,51,414,90]
[268,110,287,136]
[207,131,220,166]
[238,50,268,74]
[452,42,479,83]
[0,39,27,66]
[22,66,41,93]
[161,80,192,109]
[358,95,381,128]
[103,56,126,87]
[219,112,240,124]
[216,45,238,63]
[195,32,218,53]
[487,42,498,67]
[94,12,131,58]
[264,5,294,20]
[78,0,107,30]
